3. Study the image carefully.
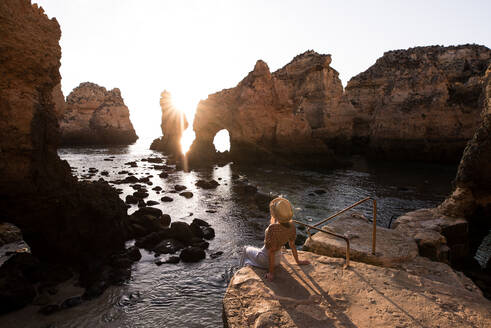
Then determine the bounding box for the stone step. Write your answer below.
[302,212,418,267]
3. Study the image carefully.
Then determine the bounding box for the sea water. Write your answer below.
[0,137,457,328]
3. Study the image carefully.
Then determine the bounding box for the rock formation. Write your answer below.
[341,45,491,162]
[52,83,66,119]
[150,90,188,154]
[439,63,491,227]
[60,82,138,145]
[149,51,350,167]
[224,252,491,328]
[153,46,490,165]
[0,0,136,311]
[390,64,491,296]
[190,51,350,162]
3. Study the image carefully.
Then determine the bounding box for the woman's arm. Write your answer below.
[288,240,310,265]
[265,247,278,281]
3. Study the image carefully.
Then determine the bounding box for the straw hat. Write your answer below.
[270,197,293,223]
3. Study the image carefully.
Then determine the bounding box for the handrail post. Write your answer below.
[345,239,350,268]
[372,198,377,255]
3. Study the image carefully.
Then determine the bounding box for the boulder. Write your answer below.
[154,239,185,255]
[189,221,204,238]
[170,222,195,242]
[195,179,220,189]
[133,191,149,199]
[392,209,469,265]
[133,207,162,218]
[125,195,138,204]
[174,184,187,191]
[192,218,210,227]
[179,191,194,198]
[0,223,22,246]
[202,227,215,240]
[165,256,180,264]
[179,246,205,262]
[161,214,171,226]
[135,229,172,249]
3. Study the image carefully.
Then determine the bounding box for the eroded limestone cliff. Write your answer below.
[186,51,352,165]
[60,82,138,145]
[390,64,491,297]
[342,45,491,162]
[156,46,490,165]
[0,0,131,287]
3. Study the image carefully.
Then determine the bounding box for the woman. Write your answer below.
[240,197,310,281]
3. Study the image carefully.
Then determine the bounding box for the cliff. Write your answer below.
[389,64,491,296]
[343,45,491,162]
[60,82,138,145]
[156,46,490,165]
[0,0,136,312]
[184,51,351,165]
[440,64,491,219]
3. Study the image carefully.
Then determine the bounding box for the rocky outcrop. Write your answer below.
[0,0,142,313]
[391,64,491,297]
[0,223,22,247]
[51,83,66,119]
[150,90,188,154]
[341,45,491,162]
[395,65,491,254]
[185,51,351,165]
[224,252,490,328]
[0,0,133,278]
[391,209,469,265]
[166,46,490,165]
[440,64,491,224]
[60,82,138,145]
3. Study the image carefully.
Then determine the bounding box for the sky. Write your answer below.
[35,0,491,140]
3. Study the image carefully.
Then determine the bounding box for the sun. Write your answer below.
[169,91,201,154]
[170,91,198,124]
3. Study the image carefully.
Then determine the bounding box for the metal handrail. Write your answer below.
[306,197,378,255]
[292,220,350,268]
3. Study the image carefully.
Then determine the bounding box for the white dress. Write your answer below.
[239,245,282,269]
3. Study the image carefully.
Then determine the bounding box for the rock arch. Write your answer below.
[213,129,231,153]
[187,52,349,165]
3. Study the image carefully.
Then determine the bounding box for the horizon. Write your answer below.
[35,0,491,139]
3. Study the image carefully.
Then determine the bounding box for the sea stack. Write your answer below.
[60,82,138,145]
[150,90,189,154]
